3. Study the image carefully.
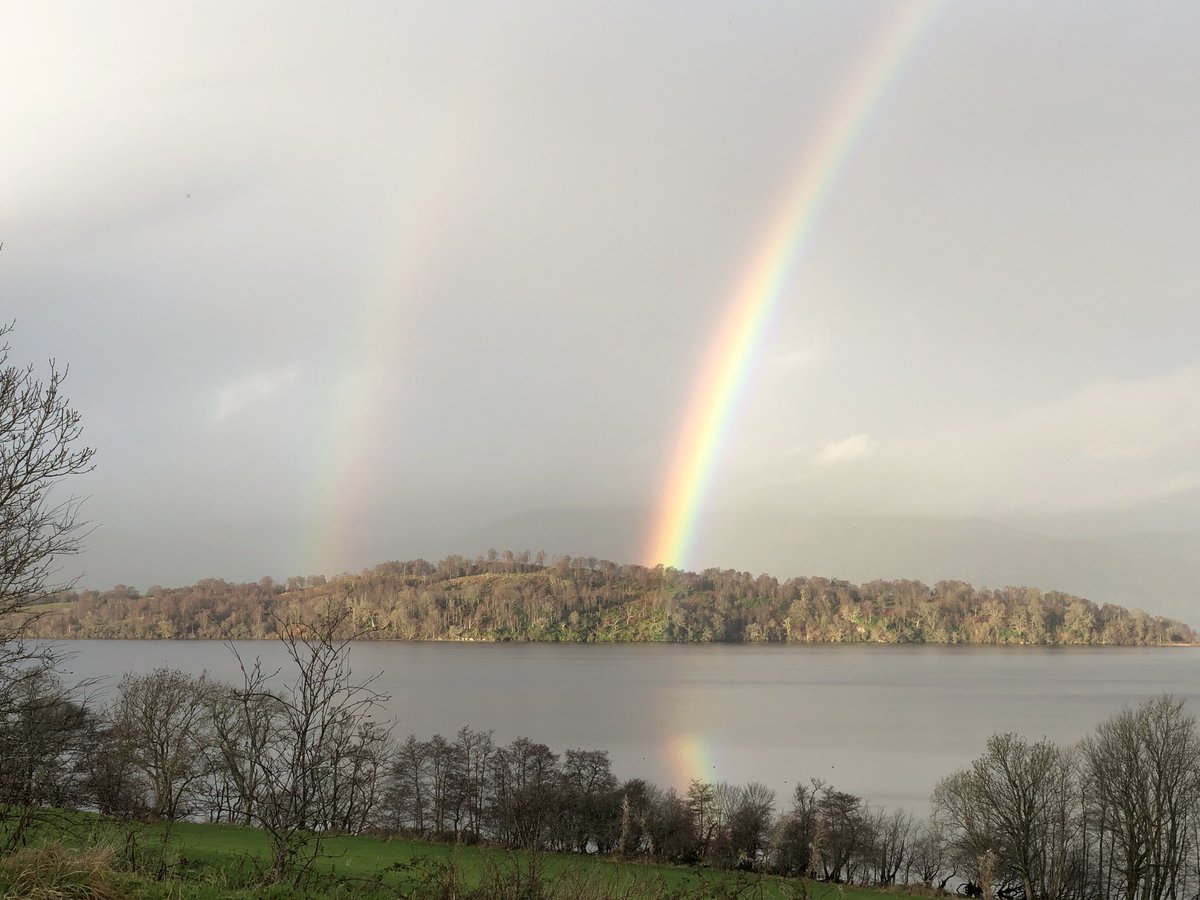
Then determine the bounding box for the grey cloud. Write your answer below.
[1,2,1196,617]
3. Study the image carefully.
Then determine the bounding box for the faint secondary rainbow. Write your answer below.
[301,113,482,578]
[645,0,941,570]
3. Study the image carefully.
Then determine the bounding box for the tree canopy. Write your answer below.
[27,552,1194,646]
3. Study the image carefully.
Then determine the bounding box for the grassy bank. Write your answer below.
[0,813,897,899]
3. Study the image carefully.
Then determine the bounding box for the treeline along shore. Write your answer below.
[4,605,1200,899]
[31,553,1194,644]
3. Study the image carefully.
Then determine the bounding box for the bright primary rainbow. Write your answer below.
[645,0,941,573]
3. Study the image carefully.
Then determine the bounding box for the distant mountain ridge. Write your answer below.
[29,553,1195,645]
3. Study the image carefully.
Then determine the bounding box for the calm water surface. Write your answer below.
[52,641,1200,813]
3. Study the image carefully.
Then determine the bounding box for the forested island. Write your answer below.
[30,553,1194,645]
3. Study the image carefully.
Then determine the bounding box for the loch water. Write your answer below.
[52,640,1200,812]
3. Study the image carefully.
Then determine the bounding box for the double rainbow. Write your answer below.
[645,0,940,571]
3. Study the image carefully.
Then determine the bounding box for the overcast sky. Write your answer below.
[3,2,1198,606]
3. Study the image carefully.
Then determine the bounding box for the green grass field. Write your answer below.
[0,812,902,899]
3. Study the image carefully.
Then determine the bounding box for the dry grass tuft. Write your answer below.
[0,844,121,900]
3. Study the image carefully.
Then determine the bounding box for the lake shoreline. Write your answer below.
[37,634,1200,647]
[44,640,1200,813]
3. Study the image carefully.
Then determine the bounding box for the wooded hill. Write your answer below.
[27,553,1195,645]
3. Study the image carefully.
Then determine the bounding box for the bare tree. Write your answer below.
[684,778,719,858]
[206,683,282,825]
[559,747,618,852]
[108,667,216,821]
[862,805,914,886]
[768,779,821,878]
[0,324,95,851]
[0,668,93,851]
[727,781,776,870]
[614,777,659,857]
[645,787,699,864]
[0,322,95,647]
[491,737,561,851]
[1082,694,1200,900]
[316,717,391,834]
[908,816,955,890]
[225,600,390,882]
[814,782,866,883]
[455,726,496,841]
[933,732,1078,900]
[380,734,431,834]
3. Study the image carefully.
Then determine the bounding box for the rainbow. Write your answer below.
[666,733,720,789]
[303,112,482,578]
[645,0,941,570]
